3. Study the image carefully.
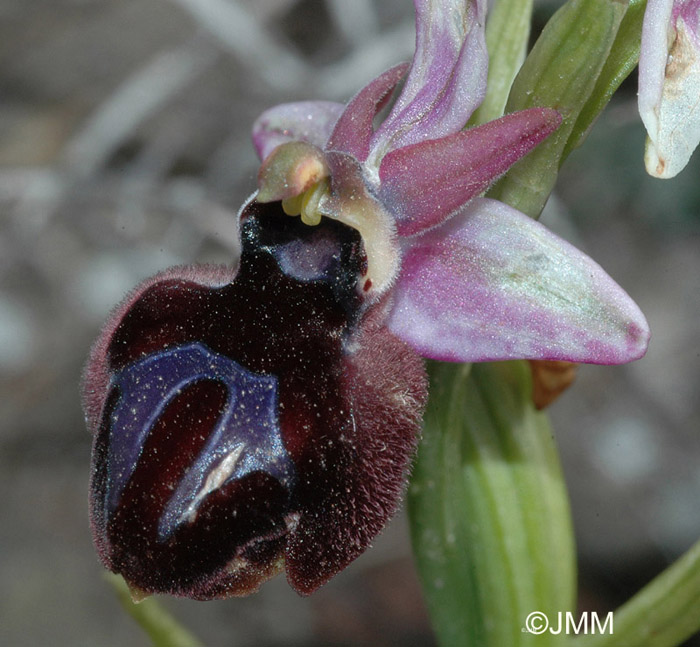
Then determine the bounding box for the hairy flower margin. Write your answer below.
[83,0,649,601]
[640,0,700,177]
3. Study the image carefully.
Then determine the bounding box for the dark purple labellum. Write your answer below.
[85,200,427,599]
[105,342,293,541]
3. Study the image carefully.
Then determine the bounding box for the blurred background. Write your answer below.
[1,0,698,645]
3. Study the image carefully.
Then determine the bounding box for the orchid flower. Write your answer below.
[639,0,700,178]
[83,0,649,601]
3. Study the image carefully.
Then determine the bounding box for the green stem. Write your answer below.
[470,0,534,125]
[564,0,647,158]
[487,0,628,219]
[409,361,576,647]
[576,538,700,647]
[107,574,204,647]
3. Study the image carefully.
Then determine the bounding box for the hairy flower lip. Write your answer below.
[81,264,238,436]
[86,203,428,599]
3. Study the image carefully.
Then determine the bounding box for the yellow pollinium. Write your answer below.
[281,178,330,227]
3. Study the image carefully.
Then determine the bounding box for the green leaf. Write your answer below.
[408,361,576,647]
[469,0,534,125]
[107,574,203,647]
[576,537,700,647]
[487,0,628,219]
[564,0,647,158]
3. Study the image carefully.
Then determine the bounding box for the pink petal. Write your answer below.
[387,198,650,364]
[325,63,409,162]
[368,0,488,165]
[378,108,561,237]
[252,101,345,161]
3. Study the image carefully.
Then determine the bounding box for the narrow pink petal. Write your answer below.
[368,0,488,165]
[378,108,561,237]
[252,101,345,161]
[387,198,650,365]
[325,63,409,162]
